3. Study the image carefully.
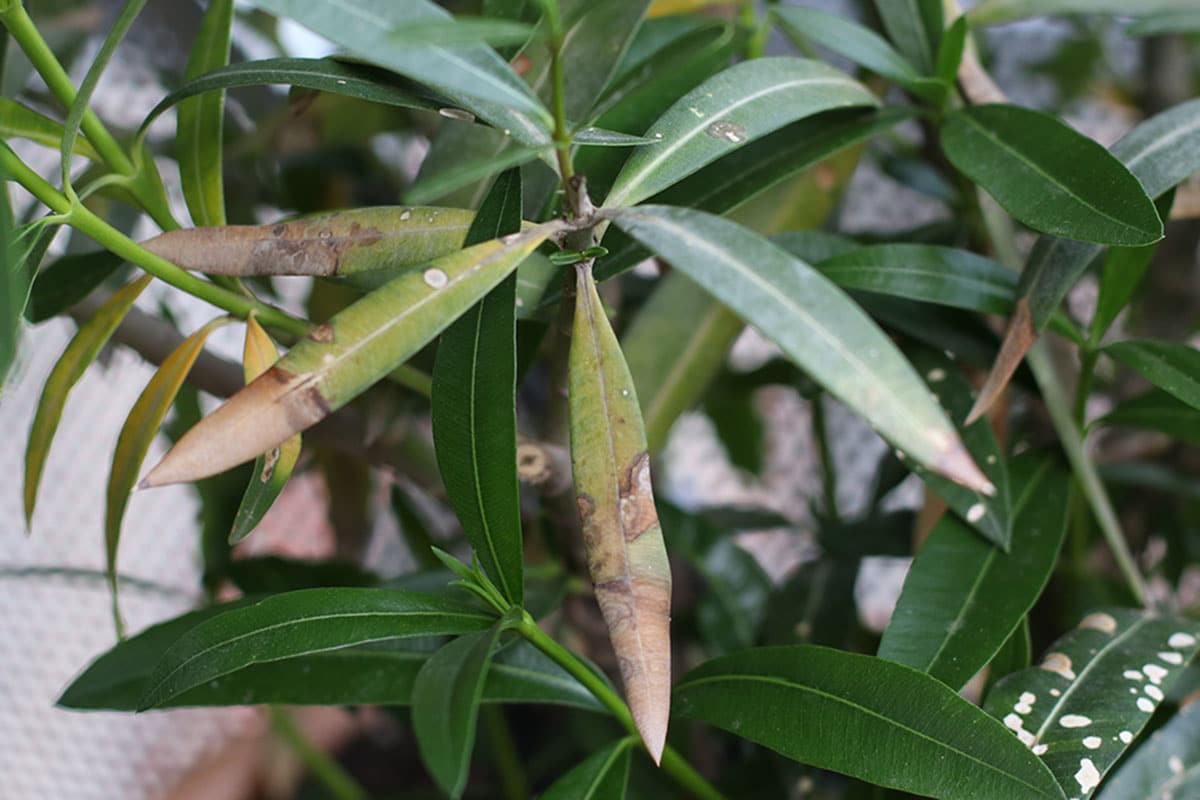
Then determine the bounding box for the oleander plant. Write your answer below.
[5,0,1200,797]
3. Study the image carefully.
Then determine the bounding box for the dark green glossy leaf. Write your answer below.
[25,248,124,323]
[413,613,515,799]
[1095,700,1200,799]
[984,609,1200,799]
[432,169,524,605]
[404,144,541,206]
[774,6,943,101]
[879,455,1068,689]
[572,127,661,146]
[387,17,536,48]
[1088,193,1174,344]
[674,645,1066,799]
[940,104,1162,246]
[873,0,943,74]
[226,556,376,594]
[935,16,969,85]
[606,205,992,495]
[1104,340,1200,412]
[816,243,1017,314]
[252,0,552,146]
[987,618,1033,697]
[541,738,634,800]
[177,0,232,226]
[138,588,496,709]
[771,230,859,264]
[1096,389,1200,444]
[605,56,878,207]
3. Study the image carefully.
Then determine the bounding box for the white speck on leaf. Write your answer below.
[423,268,448,289]
[1075,759,1101,793]
[1170,756,1184,775]
[1169,633,1196,648]
[1083,736,1101,750]
[1060,715,1092,728]
[1119,731,1133,743]
[1160,651,1185,665]
[1138,697,1156,712]
[1080,612,1118,633]
[967,503,986,523]
[1041,653,1076,680]
[1145,685,1164,701]
[1124,669,1144,681]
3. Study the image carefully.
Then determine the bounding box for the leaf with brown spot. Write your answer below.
[107,315,235,615]
[24,275,152,530]
[142,223,561,488]
[228,315,302,544]
[568,262,672,764]
[140,206,477,277]
[965,297,1034,426]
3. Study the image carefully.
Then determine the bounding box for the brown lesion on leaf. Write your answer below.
[618,451,658,542]
[575,492,596,523]
[308,324,335,344]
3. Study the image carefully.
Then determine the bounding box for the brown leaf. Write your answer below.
[966,298,1035,426]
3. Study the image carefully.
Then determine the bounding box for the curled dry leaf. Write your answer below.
[568,262,672,764]
[142,223,561,488]
[228,315,301,544]
[141,206,477,276]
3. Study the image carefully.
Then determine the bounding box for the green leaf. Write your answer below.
[772,230,859,264]
[816,243,1017,315]
[773,6,943,101]
[1104,339,1200,412]
[540,738,634,800]
[988,618,1033,697]
[913,349,1013,547]
[177,0,232,227]
[940,104,1163,246]
[23,275,152,528]
[1096,389,1200,444]
[107,316,234,598]
[984,609,1200,799]
[569,262,673,763]
[1127,9,1200,36]
[606,205,992,494]
[969,0,1197,26]
[572,127,661,147]
[604,56,879,207]
[404,145,542,206]
[0,98,101,161]
[879,454,1068,690]
[251,0,552,146]
[873,0,943,74]
[143,222,561,488]
[935,16,969,85]
[228,316,301,544]
[1088,192,1174,344]
[432,169,524,605]
[140,58,448,137]
[1095,700,1200,799]
[24,248,124,323]
[0,168,19,385]
[387,17,537,48]
[137,588,497,709]
[674,645,1067,799]
[413,613,516,799]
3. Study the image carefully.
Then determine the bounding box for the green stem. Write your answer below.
[1,2,133,176]
[812,394,840,522]
[543,1,574,191]
[482,705,530,800]
[1027,342,1148,607]
[268,707,367,800]
[1074,348,1099,428]
[516,614,727,800]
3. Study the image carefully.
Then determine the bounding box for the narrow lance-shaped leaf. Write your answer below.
[940,104,1163,247]
[0,98,102,161]
[432,169,524,604]
[25,248,125,323]
[228,316,301,544]
[141,221,561,488]
[251,0,553,147]
[1089,191,1175,344]
[984,610,1200,800]
[1103,339,1200,412]
[24,275,152,528]
[967,98,1200,423]
[569,262,672,764]
[1095,700,1200,800]
[141,206,478,276]
[177,0,233,226]
[604,56,879,208]
[0,161,18,385]
[137,587,497,709]
[540,738,635,800]
[1095,389,1200,444]
[879,454,1068,690]
[413,612,518,799]
[873,0,942,74]
[107,316,235,596]
[674,645,1066,799]
[968,0,1197,26]
[606,205,992,494]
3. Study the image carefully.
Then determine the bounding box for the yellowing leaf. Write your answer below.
[24,275,152,529]
[568,263,672,764]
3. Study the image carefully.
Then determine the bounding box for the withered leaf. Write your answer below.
[568,262,672,764]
